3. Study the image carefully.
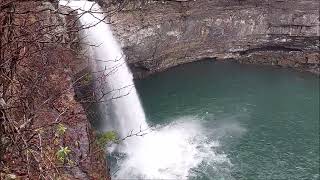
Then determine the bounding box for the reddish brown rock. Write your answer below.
[0,1,110,179]
[307,53,320,64]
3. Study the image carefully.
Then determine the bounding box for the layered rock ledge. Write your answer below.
[109,0,319,78]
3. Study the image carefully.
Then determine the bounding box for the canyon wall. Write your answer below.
[0,1,109,179]
[108,0,319,78]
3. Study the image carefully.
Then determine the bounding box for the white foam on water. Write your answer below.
[114,116,231,179]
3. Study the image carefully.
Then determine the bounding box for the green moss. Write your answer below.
[96,131,118,147]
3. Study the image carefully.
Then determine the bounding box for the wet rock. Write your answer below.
[108,0,319,78]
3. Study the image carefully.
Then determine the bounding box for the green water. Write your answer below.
[135,60,319,180]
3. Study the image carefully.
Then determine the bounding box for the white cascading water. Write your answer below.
[59,1,148,140]
[59,1,231,179]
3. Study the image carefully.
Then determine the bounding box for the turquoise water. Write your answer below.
[135,60,319,180]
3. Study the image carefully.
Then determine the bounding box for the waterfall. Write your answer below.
[59,1,148,139]
[59,1,230,179]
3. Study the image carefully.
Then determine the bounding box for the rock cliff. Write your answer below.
[108,0,319,78]
[0,1,109,179]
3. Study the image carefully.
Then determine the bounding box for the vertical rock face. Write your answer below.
[0,1,109,179]
[109,0,319,78]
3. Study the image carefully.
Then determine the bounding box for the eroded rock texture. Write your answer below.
[109,0,319,78]
[0,1,109,179]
